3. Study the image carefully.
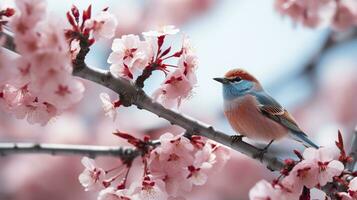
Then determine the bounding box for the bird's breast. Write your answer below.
[224,95,288,141]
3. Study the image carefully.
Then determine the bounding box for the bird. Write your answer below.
[214,68,319,152]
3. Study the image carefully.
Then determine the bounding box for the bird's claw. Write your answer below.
[253,147,268,161]
[230,135,245,145]
[253,140,274,162]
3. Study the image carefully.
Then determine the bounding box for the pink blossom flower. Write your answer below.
[99,92,118,121]
[282,147,344,192]
[78,157,106,191]
[11,29,41,54]
[186,165,208,186]
[11,58,32,88]
[187,142,230,186]
[148,133,194,197]
[98,187,134,200]
[302,147,344,186]
[2,84,34,107]
[181,35,195,55]
[210,143,231,171]
[249,180,299,200]
[12,0,46,31]
[178,53,198,83]
[177,35,198,84]
[131,179,168,200]
[152,69,195,108]
[150,133,194,175]
[13,101,57,126]
[35,73,84,110]
[85,10,118,40]
[28,51,72,82]
[108,34,152,79]
[142,25,179,37]
[187,144,215,186]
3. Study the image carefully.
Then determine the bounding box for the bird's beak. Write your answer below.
[213,77,228,84]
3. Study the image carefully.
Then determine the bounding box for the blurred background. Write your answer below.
[0,0,357,199]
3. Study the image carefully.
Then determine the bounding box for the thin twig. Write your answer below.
[0,142,139,159]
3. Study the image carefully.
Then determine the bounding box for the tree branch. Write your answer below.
[0,142,139,160]
[0,26,15,51]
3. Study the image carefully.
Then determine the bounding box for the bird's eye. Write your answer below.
[230,77,242,82]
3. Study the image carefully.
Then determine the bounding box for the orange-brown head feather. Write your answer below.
[224,68,259,83]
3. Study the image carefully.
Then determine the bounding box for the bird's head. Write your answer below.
[213,68,262,100]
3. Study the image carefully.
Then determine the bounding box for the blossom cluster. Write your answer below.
[78,132,230,200]
[0,1,119,125]
[0,0,84,125]
[101,25,198,120]
[66,4,117,59]
[249,132,356,200]
[275,0,357,31]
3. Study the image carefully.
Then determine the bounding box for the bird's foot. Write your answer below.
[253,140,274,161]
[230,135,245,145]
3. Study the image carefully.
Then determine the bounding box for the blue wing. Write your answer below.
[252,91,318,149]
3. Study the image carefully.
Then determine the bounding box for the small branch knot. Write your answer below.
[119,93,133,107]
[135,63,158,88]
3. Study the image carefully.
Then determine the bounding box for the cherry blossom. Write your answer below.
[99,92,120,120]
[148,133,193,197]
[35,74,84,110]
[178,35,198,85]
[188,142,229,186]
[152,69,195,108]
[142,25,179,37]
[10,0,46,34]
[84,9,118,40]
[145,133,230,198]
[108,34,152,79]
[10,58,32,88]
[78,157,106,191]
[131,179,168,200]
[282,147,344,193]
[13,101,57,125]
[302,147,344,185]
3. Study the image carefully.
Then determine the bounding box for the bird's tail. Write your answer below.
[290,131,319,149]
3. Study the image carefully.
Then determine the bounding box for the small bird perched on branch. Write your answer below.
[214,68,318,153]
